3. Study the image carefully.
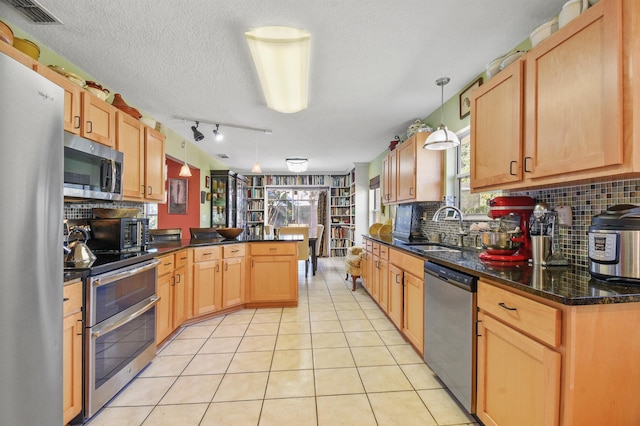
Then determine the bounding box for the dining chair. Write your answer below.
[315,224,324,257]
[264,224,274,237]
[149,228,182,242]
[277,226,309,276]
[189,227,219,239]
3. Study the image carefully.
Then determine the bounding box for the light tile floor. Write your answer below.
[87,257,478,426]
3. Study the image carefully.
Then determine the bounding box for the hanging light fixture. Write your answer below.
[191,121,204,142]
[245,26,311,114]
[213,124,224,142]
[251,132,262,173]
[424,77,460,150]
[179,119,192,177]
[286,158,308,173]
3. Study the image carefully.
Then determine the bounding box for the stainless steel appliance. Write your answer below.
[0,52,64,424]
[589,204,640,282]
[393,203,427,243]
[424,261,478,413]
[64,132,124,201]
[83,256,159,419]
[87,218,150,252]
[479,196,535,262]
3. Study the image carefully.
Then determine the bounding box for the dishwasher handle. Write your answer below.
[424,262,477,292]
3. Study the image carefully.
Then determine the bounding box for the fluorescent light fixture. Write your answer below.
[424,77,460,151]
[245,26,311,113]
[286,158,308,173]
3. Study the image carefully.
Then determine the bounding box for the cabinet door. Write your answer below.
[144,127,166,201]
[81,92,116,147]
[403,271,424,354]
[34,63,82,134]
[396,137,416,201]
[371,255,381,303]
[250,255,297,302]
[387,264,403,329]
[361,249,369,290]
[222,257,245,308]
[116,111,145,200]
[156,272,173,344]
[192,259,222,315]
[62,311,82,425]
[378,258,389,313]
[477,312,561,426]
[471,60,524,191]
[0,41,37,69]
[524,0,622,180]
[173,265,187,327]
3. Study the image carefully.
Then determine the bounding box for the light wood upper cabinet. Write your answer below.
[81,91,116,147]
[34,63,82,135]
[116,111,145,199]
[471,0,640,192]
[470,59,524,191]
[383,133,443,204]
[524,0,622,181]
[0,40,37,68]
[144,127,166,202]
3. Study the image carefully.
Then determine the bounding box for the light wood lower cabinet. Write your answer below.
[402,270,424,354]
[248,242,297,304]
[387,263,404,329]
[63,281,83,425]
[156,250,189,344]
[222,245,245,308]
[192,246,222,316]
[477,311,561,426]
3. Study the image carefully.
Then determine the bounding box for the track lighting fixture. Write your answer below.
[179,119,192,177]
[191,121,204,142]
[213,124,224,142]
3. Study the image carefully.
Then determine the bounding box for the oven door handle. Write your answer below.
[91,295,159,338]
[92,259,160,288]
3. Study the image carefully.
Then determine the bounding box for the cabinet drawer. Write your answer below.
[372,242,380,257]
[174,249,189,269]
[250,242,297,256]
[378,244,390,261]
[478,281,561,347]
[365,239,373,251]
[63,281,83,316]
[157,255,175,276]
[193,246,221,262]
[389,248,423,277]
[223,244,245,258]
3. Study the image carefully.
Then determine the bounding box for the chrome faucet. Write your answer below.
[432,205,468,247]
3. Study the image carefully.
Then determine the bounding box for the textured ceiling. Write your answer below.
[0,0,566,174]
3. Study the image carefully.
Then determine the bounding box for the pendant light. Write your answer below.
[424,77,460,150]
[251,131,262,173]
[179,119,192,177]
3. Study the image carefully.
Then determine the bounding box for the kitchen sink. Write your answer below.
[409,245,461,253]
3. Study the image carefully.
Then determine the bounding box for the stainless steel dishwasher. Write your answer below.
[424,261,478,413]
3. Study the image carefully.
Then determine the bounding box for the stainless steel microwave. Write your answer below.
[63,132,124,200]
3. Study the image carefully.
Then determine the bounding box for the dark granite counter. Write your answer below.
[364,234,640,306]
[147,235,302,256]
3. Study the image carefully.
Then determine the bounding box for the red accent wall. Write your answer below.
[158,158,201,238]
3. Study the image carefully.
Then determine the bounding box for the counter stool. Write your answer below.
[345,246,363,291]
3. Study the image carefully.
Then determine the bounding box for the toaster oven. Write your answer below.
[87,218,149,252]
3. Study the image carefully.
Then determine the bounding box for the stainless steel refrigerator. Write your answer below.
[0,53,64,423]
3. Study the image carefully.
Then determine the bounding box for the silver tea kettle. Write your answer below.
[64,227,96,267]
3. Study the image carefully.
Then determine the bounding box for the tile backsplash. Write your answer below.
[415,179,640,268]
[64,201,144,220]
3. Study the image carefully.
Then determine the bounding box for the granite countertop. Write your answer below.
[147,235,302,256]
[364,234,640,306]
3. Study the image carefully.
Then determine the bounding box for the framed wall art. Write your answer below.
[168,178,188,214]
[459,77,483,119]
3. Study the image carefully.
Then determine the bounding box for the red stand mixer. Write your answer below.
[478,196,535,262]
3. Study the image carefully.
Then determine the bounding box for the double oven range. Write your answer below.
[67,218,159,420]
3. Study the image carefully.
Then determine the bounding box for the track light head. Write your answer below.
[214,124,224,142]
[191,121,205,142]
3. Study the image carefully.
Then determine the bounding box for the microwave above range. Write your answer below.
[63,132,124,201]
